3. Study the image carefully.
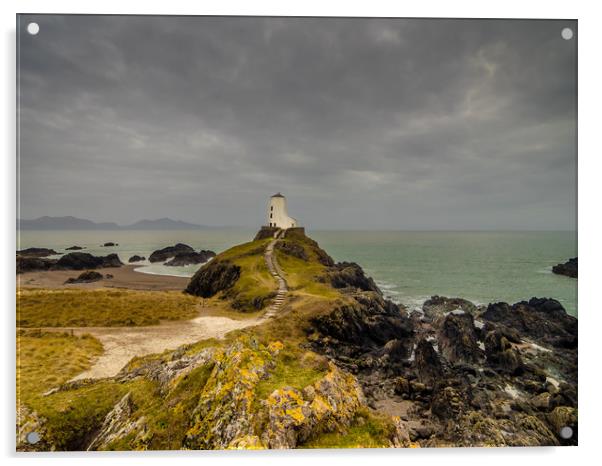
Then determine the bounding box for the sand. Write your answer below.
[65,315,260,380]
[18,265,189,291]
[17,265,262,380]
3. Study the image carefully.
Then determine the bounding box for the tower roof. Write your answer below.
[271,192,284,198]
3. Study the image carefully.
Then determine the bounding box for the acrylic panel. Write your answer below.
[16,15,577,451]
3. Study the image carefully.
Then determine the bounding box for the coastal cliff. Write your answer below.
[17,229,577,450]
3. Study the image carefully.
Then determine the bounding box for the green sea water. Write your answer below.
[18,229,577,316]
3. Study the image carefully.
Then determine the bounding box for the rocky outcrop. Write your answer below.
[149,243,194,263]
[324,262,381,293]
[16,256,56,274]
[54,252,123,270]
[185,260,241,298]
[128,255,146,263]
[309,292,413,358]
[275,241,308,261]
[481,298,577,348]
[65,270,104,284]
[86,393,149,451]
[422,296,478,321]
[17,247,58,257]
[437,311,482,364]
[102,242,118,247]
[65,245,85,250]
[552,258,577,278]
[165,250,216,267]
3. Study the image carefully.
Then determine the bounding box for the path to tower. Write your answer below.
[263,229,288,318]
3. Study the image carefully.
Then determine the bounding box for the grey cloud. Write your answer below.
[18,16,576,229]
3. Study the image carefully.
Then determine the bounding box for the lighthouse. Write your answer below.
[267,193,298,229]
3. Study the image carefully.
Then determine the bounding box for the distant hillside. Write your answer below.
[18,216,206,230]
[127,218,206,230]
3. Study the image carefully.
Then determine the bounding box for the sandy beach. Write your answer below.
[17,264,189,291]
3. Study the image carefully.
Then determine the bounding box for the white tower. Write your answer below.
[267,193,298,229]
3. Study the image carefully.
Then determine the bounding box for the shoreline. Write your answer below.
[17,264,189,291]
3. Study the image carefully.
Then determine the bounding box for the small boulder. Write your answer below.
[65,245,85,250]
[149,243,195,263]
[128,255,146,263]
[65,270,104,284]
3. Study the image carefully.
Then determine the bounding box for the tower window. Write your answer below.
[270,206,273,211]
[270,213,272,218]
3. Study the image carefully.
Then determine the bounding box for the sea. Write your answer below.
[18,229,578,317]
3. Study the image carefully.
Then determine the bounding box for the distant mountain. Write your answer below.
[126,218,206,230]
[17,216,206,230]
[18,216,120,230]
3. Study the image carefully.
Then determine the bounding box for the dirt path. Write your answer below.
[59,314,261,380]
[263,229,289,319]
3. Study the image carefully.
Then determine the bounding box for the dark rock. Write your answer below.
[65,270,104,284]
[552,258,577,278]
[105,274,114,279]
[326,262,381,293]
[17,247,58,257]
[17,256,56,273]
[102,242,118,247]
[310,292,412,354]
[275,241,308,261]
[254,226,279,240]
[149,243,195,263]
[414,339,444,385]
[165,250,216,266]
[484,329,524,375]
[185,260,241,298]
[437,312,481,364]
[431,386,464,420]
[53,252,123,270]
[128,255,146,263]
[481,298,577,348]
[65,245,85,250]
[422,296,478,321]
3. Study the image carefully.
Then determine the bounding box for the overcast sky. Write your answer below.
[18,16,577,230]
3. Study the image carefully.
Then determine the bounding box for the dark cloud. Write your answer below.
[18,16,576,229]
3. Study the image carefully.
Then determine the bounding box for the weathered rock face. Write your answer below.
[86,393,149,451]
[128,255,146,263]
[325,262,381,293]
[185,260,241,298]
[483,330,524,375]
[54,252,123,270]
[165,250,216,267]
[65,270,104,284]
[552,258,577,278]
[149,243,195,263]
[17,247,58,257]
[422,296,478,321]
[16,256,56,274]
[309,292,413,358]
[437,312,482,364]
[414,339,444,385]
[481,298,577,348]
[309,287,577,446]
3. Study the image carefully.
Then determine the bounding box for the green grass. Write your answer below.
[209,238,278,312]
[300,408,395,449]
[17,289,200,327]
[255,347,329,400]
[17,330,104,405]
